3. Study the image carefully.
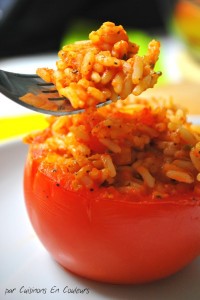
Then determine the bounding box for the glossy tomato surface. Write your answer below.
[24,150,200,284]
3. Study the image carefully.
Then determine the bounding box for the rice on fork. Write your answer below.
[37,21,161,109]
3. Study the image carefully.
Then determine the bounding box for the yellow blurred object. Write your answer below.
[0,114,48,141]
[172,0,200,60]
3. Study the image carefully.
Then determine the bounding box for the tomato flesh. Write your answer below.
[24,152,200,284]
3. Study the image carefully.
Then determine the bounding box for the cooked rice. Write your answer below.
[23,22,200,201]
[24,95,200,200]
[36,21,161,109]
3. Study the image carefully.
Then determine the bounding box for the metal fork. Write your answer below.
[0,69,111,115]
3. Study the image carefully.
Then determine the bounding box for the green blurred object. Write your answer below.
[60,19,99,46]
[61,20,167,85]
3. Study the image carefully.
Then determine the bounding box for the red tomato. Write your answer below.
[24,149,200,284]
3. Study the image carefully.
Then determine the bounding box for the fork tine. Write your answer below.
[48,96,67,101]
[13,73,54,86]
[37,82,54,86]
[14,73,39,78]
[42,89,57,93]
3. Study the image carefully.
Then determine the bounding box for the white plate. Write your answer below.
[0,139,200,300]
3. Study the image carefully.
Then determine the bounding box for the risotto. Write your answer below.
[36,21,161,109]
[24,95,200,201]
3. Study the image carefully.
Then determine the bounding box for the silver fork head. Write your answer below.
[0,70,111,116]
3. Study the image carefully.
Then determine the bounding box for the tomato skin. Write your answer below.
[24,153,200,284]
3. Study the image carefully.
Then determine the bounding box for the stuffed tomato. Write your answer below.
[24,95,200,284]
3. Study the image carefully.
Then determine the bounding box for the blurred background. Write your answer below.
[0,0,200,139]
[0,0,170,57]
[0,0,199,79]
